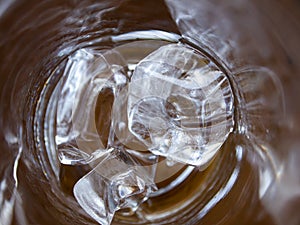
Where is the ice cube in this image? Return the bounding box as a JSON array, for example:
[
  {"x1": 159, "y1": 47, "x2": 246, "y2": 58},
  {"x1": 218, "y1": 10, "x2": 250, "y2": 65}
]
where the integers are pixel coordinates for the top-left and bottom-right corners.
[
  {"x1": 55, "y1": 49, "x2": 128, "y2": 165},
  {"x1": 121, "y1": 44, "x2": 234, "y2": 167},
  {"x1": 125, "y1": 149, "x2": 159, "y2": 181},
  {"x1": 73, "y1": 149, "x2": 157, "y2": 225},
  {"x1": 111, "y1": 85, "x2": 151, "y2": 152}
]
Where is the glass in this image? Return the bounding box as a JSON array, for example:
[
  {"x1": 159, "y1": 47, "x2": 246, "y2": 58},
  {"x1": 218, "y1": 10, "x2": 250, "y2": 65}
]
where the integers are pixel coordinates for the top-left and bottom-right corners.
[{"x1": 0, "y1": 1, "x2": 299, "y2": 225}]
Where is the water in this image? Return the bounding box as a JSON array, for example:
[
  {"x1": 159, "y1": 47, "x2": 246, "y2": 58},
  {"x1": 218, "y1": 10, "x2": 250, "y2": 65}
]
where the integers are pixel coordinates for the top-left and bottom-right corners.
[
  {"x1": 43, "y1": 34, "x2": 205, "y2": 223},
  {"x1": 52, "y1": 40, "x2": 235, "y2": 223},
  {"x1": 0, "y1": 1, "x2": 300, "y2": 225}
]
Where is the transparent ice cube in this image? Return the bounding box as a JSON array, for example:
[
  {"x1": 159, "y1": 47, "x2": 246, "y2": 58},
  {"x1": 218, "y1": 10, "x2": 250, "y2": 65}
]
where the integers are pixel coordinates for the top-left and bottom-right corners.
[
  {"x1": 118, "y1": 44, "x2": 234, "y2": 167},
  {"x1": 112, "y1": 85, "x2": 151, "y2": 152},
  {"x1": 125, "y1": 148, "x2": 159, "y2": 181},
  {"x1": 55, "y1": 49, "x2": 128, "y2": 165},
  {"x1": 73, "y1": 149, "x2": 157, "y2": 225}
]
